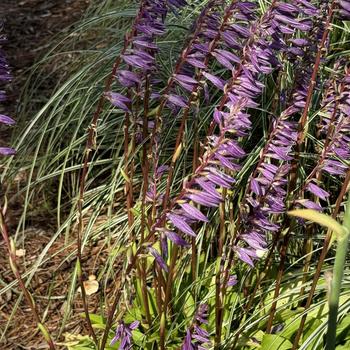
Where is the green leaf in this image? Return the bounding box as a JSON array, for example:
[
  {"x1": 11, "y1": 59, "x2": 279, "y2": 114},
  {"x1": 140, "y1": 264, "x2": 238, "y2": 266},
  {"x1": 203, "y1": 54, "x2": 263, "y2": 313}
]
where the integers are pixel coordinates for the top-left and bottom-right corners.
[
  {"x1": 337, "y1": 314, "x2": 350, "y2": 343},
  {"x1": 261, "y1": 334, "x2": 292, "y2": 350},
  {"x1": 336, "y1": 340, "x2": 350, "y2": 350},
  {"x1": 87, "y1": 313, "x2": 105, "y2": 326},
  {"x1": 288, "y1": 209, "x2": 347, "y2": 238}
]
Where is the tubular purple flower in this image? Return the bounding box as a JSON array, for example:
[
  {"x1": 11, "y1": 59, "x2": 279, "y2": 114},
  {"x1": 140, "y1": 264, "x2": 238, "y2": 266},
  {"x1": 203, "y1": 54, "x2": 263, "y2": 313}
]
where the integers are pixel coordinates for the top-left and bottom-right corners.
[
  {"x1": 167, "y1": 213, "x2": 196, "y2": 237},
  {"x1": 0, "y1": 114, "x2": 15, "y2": 125},
  {"x1": 227, "y1": 275, "x2": 238, "y2": 287},
  {"x1": 181, "y1": 304, "x2": 211, "y2": 350},
  {"x1": 165, "y1": 230, "x2": 190, "y2": 246},
  {"x1": 105, "y1": 92, "x2": 131, "y2": 111},
  {"x1": 306, "y1": 182, "x2": 330, "y2": 201},
  {"x1": 110, "y1": 320, "x2": 140, "y2": 349},
  {"x1": 148, "y1": 246, "x2": 168, "y2": 271},
  {"x1": 167, "y1": 94, "x2": 188, "y2": 108},
  {"x1": 179, "y1": 203, "x2": 209, "y2": 222},
  {"x1": 0, "y1": 147, "x2": 16, "y2": 155},
  {"x1": 202, "y1": 71, "x2": 226, "y2": 90}
]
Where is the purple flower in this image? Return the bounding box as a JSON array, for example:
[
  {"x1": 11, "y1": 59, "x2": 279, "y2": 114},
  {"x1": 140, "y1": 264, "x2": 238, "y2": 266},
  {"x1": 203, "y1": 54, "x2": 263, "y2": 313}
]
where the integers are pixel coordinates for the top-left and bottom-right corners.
[
  {"x1": 202, "y1": 71, "x2": 226, "y2": 91},
  {"x1": 167, "y1": 213, "x2": 196, "y2": 237},
  {"x1": 0, "y1": 147, "x2": 16, "y2": 155},
  {"x1": 179, "y1": 203, "x2": 208, "y2": 222},
  {"x1": 339, "y1": 0, "x2": 350, "y2": 19},
  {"x1": 167, "y1": 94, "x2": 188, "y2": 108},
  {"x1": 227, "y1": 275, "x2": 238, "y2": 287},
  {"x1": 110, "y1": 320, "x2": 140, "y2": 349},
  {"x1": 165, "y1": 230, "x2": 190, "y2": 247},
  {"x1": 116, "y1": 70, "x2": 141, "y2": 87},
  {"x1": 181, "y1": 304, "x2": 211, "y2": 350},
  {"x1": 0, "y1": 114, "x2": 15, "y2": 125},
  {"x1": 105, "y1": 92, "x2": 131, "y2": 111},
  {"x1": 0, "y1": 25, "x2": 15, "y2": 156},
  {"x1": 306, "y1": 182, "x2": 330, "y2": 201},
  {"x1": 148, "y1": 246, "x2": 168, "y2": 272},
  {"x1": 296, "y1": 199, "x2": 322, "y2": 211}
]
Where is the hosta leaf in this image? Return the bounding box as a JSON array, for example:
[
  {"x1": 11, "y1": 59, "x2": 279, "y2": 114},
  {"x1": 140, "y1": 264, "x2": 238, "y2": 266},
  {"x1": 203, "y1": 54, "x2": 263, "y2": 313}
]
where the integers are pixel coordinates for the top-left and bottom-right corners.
[{"x1": 261, "y1": 334, "x2": 292, "y2": 350}]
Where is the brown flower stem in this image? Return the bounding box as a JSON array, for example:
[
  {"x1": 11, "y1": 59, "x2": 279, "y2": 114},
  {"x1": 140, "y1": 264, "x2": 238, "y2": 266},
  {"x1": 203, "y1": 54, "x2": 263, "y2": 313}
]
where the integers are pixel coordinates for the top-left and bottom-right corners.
[
  {"x1": 160, "y1": 244, "x2": 179, "y2": 350},
  {"x1": 265, "y1": 231, "x2": 289, "y2": 333},
  {"x1": 0, "y1": 210, "x2": 56, "y2": 350},
  {"x1": 124, "y1": 111, "x2": 134, "y2": 231},
  {"x1": 214, "y1": 189, "x2": 226, "y2": 349},
  {"x1": 125, "y1": 85, "x2": 136, "y2": 235},
  {"x1": 266, "y1": 2, "x2": 336, "y2": 331},
  {"x1": 191, "y1": 110, "x2": 200, "y2": 281},
  {"x1": 289, "y1": 1, "x2": 336, "y2": 192},
  {"x1": 77, "y1": 3, "x2": 147, "y2": 347},
  {"x1": 298, "y1": 79, "x2": 342, "y2": 301},
  {"x1": 139, "y1": 75, "x2": 152, "y2": 324},
  {"x1": 141, "y1": 75, "x2": 151, "y2": 242},
  {"x1": 161, "y1": 0, "x2": 239, "y2": 211},
  {"x1": 292, "y1": 169, "x2": 350, "y2": 349}
]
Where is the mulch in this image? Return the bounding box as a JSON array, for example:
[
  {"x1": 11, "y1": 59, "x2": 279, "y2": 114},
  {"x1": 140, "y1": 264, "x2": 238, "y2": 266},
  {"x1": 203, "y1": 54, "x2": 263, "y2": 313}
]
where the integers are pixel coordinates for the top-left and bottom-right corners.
[
  {"x1": 0, "y1": 224, "x2": 119, "y2": 349},
  {"x1": 0, "y1": 0, "x2": 91, "y2": 145},
  {"x1": 0, "y1": 1, "x2": 122, "y2": 349}
]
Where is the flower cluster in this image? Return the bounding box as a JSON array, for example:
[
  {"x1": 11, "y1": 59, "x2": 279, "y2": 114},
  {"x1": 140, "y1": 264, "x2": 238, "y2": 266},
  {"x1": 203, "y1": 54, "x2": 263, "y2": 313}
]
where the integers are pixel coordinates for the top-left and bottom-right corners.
[
  {"x1": 161, "y1": 0, "x2": 225, "y2": 111},
  {"x1": 144, "y1": 0, "x2": 226, "y2": 209},
  {"x1": 150, "y1": 0, "x2": 319, "y2": 270},
  {"x1": 181, "y1": 304, "x2": 211, "y2": 350},
  {"x1": 147, "y1": 0, "x2": 259, "y2": 231},
  {"x1": 236, "y1": 1, "x2": 330, "y2": 265},
  {"x1": 298, "y1": 61, "x2": 350, "y2": 209},
  {"x1": 0, "y1": 24, "x2": 15, "y2": 156},
  {"x1": 110, "y1": 320, "x2": 140, "y2": 350},
  {"x1": 105, "y1": 0, "x2": 187, "y2": 111}
]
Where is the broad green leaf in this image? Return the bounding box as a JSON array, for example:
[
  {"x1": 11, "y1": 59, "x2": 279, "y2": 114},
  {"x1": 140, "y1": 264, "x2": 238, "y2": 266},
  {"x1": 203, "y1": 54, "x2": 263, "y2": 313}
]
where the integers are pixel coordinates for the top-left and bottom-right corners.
[
  {"x1": 336, "y1": 341, "x2": 350, "y2": 350},
  {"x1": 81, "y1": 313, "x2": 105, "y2": 326},
  {"x1": 337, "y1": 314, "x2": 350, "y2": 343},
  {"x1": 261, "y1": 334, "x2": 292, "y2": 350},
  {"x1": 288, "y1": 210, "x2": 346, "y2": 238}
]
